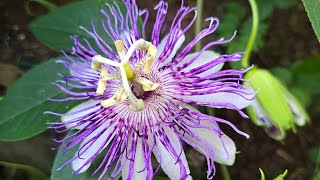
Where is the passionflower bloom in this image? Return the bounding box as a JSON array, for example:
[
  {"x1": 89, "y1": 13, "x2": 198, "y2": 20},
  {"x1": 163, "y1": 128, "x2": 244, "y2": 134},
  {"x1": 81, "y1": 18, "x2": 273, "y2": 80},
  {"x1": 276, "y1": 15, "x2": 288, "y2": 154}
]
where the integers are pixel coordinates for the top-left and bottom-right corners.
[
  {"x1": 245, "y1": 68, "x2": 309, "y2": 140},
  {"x1": 48, "y1": 0, "x2": 255, "y2": 179}
]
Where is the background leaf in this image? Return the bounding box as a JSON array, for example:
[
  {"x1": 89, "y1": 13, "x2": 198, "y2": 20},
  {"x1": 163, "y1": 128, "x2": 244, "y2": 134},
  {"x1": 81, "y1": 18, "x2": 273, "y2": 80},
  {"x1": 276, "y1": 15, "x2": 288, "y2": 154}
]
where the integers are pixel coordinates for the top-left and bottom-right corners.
[
  {"x1": 0, "y1": 57, "x2": 80, "y2": 141},
  {"x1": 0, "y1": 161, "x2": 49, "y2": 180},
  {"x1": 29, "y1": 0, "x2": 125, "y2": 51},
  {"x1": 301, "y1": 0, "x2": 320, "y2": 42},
  {"x1": 274, "y1": 0, "x2": 299, "y2": 9},
  {"x1": 291, "y1": 56, "x2": 320, "y2": 94}
]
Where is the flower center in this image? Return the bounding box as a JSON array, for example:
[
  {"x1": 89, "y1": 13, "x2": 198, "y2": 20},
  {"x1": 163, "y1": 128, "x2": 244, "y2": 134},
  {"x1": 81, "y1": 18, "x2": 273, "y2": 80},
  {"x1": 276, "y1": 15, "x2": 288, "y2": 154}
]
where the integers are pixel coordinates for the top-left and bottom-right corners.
[{"x1": 91, "y1": 39, "x2": 159, "y2": 112}]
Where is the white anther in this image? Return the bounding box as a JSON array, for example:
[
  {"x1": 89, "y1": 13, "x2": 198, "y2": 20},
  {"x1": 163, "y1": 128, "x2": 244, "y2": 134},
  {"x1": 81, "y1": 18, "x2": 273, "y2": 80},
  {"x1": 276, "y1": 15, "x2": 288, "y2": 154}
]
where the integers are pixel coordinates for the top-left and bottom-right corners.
[
  {"x1": 92, "y1": 55, "x2": 121, "y2": 70},
  {"x1": 121, "y1": 39, "x2": 151, "y2": 65}
]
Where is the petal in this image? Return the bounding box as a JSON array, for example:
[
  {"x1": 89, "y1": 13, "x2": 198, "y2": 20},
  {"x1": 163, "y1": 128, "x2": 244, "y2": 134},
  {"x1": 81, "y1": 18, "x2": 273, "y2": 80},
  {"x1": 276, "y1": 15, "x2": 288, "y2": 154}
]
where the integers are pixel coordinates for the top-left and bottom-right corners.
[
  {"x1": 285, "y1": 93, "x2": 309, "y2": 126},
  {"x1": 122, "y1": 138, "x2": 147, "y2": 180},
  {"x1": 264, "y1": 125, "x2": 286, "y2": 141},
  {"x1": 177, "y1": 103, "x2": 236, "y2": 165},
  {"x1": 178, "y1": 51, "x2": 224, "y2": 76},
  {"x1": 153, "y1": 127, "x2": 191, "y2": 180},
  {"x1": 72, "y1": 123, "x2": 116, "y2": 173},
  {"x1": 248, "y1": 100, "x2": 286, "y2": 140},
  {"x1": 61, "y1": 100, "x2": 100, "y2": 129},
  {"x1": 156, "y1": 30, "x2": 185, "y2": 65},
  {"x1": 247, "y1": 99, "x2": 272, "y2": 126},
  {"x1": 181, "y1": 86, "x2": 255, "y2": 109},
  {"x1": 186, "y1": 120, "x2": 236, "y2": 165}
]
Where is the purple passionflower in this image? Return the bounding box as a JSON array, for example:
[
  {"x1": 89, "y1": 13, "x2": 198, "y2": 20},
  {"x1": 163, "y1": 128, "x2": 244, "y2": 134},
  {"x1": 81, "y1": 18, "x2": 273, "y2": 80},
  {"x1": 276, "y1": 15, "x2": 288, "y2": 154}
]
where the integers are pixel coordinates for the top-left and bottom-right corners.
[{"x1": 48, "y1": 0, "x2": 255, "y2": 179}]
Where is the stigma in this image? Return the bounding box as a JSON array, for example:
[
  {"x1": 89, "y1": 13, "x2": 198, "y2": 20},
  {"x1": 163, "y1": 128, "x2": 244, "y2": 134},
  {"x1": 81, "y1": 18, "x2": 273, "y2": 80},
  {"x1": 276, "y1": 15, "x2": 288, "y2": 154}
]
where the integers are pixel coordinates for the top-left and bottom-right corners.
[{"x1": 91, "y1": 39, "x2": 159, "y2": 112}]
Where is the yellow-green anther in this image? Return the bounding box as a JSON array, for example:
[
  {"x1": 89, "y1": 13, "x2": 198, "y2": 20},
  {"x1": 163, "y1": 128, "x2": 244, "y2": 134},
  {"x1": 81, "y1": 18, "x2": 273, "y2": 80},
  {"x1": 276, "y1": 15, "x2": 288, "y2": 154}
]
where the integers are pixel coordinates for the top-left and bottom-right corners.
[
  {"x1": 143, "y1": 45, "x2": 157, "y2": 74},
  {"x1": 91, "y1": 56, "x2": 103, "y2": 70},
  {"x1": 115, "y1": 40, "x2": 135, "y2": 80},
  {"x1": 96, "y1": 68, "x2": 109, "y2": 95},
  {"x1": 101, "y1": 85, "x2": 127, "y2": 108}
]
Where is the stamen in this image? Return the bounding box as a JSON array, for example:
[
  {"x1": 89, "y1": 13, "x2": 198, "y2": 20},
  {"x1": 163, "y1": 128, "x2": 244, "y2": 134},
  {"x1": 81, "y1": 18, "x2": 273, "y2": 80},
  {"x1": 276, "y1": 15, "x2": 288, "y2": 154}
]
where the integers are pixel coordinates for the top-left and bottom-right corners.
[
  {"x1": 143, "y1": 45, "x2": 157, "y2": 74},
  {"x1": 119, "y1": 66, "x2": 144, "y2": 112},
  {"x1": 133, "y1": 77, "x2": 160, "y2": 91},
  {"x1": 133, "y1": 44, "x2": 158, "y2": 74},
  {"x1": 96, "y1": 68, "x2": 109, "y2": 95},
  {"x1": 92, "y1": 38, "x2": 159, "y2": 112}
]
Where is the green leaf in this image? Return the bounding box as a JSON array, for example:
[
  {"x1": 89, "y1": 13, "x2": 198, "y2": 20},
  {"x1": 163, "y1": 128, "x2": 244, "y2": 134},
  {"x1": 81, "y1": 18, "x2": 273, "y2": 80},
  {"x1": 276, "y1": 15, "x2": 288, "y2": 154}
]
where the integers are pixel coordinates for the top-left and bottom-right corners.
[
  {"x1": 217, "y1": 2, "x2": 246, "y2": 38},
  {"x1": 0, "y1": 161, "x2": 49, "y2": 180},
  {"x1": 51, "y1": 130, "x2": 121, "y2": 180},
  {"x1": 291, "y1": 56, "x2": 320, "y2": 94},
  {"x1": 259, "y1": 168, "x2": 266, "y2": 180},
  {"x1": 309, "y1": 147, "x2": 320, "y2": 165},
  {"x1": 301, "y1": 0, "x2": 320, "y2": 42},
  {"x1": 0, "y1": 57, "x2": 80, "y2": 141},
  {"x1": 29, "y1": 0, "x2": 125, "y2": 51},
  {"x1": 259, "y1": 169, "x2": 288, "y2": 180},
  {"x1": 274, "y1": 169, "x2": 288, "y2": 180}
]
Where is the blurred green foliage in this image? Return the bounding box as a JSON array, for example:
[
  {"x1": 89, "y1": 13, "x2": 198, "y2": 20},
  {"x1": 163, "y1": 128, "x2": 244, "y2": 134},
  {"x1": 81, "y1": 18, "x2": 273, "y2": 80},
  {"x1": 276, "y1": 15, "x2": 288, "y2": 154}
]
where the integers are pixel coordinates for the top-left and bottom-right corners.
[{"x1": 217, "y1": 0, "x2": 299, "y2": 69}]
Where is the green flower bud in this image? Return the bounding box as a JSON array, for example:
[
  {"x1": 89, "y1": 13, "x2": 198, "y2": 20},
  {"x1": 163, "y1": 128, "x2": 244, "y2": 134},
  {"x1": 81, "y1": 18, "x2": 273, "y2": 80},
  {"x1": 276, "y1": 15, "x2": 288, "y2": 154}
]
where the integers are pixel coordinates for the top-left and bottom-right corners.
[{"x1": 245, "y1": 68, "x2": 309, "y2": 140}]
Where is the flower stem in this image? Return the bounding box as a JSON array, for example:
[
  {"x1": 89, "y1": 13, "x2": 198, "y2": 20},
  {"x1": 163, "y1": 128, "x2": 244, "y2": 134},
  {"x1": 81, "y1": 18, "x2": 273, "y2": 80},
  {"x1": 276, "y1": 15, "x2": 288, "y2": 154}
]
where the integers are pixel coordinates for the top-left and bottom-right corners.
[
  {"x1": 241, "y1": 0, "x2": 259, "y2": 68},
  {"x1": 220, "y1": 164, "x2": 231, "y2": 180},
  {"x1": 195, "y1": 0, "x2": 204, "y2": 52}
]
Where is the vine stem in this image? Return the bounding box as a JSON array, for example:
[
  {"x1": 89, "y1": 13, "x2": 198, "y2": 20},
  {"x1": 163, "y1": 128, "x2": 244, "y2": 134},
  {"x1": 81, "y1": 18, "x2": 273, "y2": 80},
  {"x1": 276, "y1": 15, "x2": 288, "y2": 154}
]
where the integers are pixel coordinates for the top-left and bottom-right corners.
[
  {"x1": 241, "y1": 0, "x2": 259, "y2": 68},
  {"x1": 195, "y1": 0, "x2": 204, "y2": 52}
]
